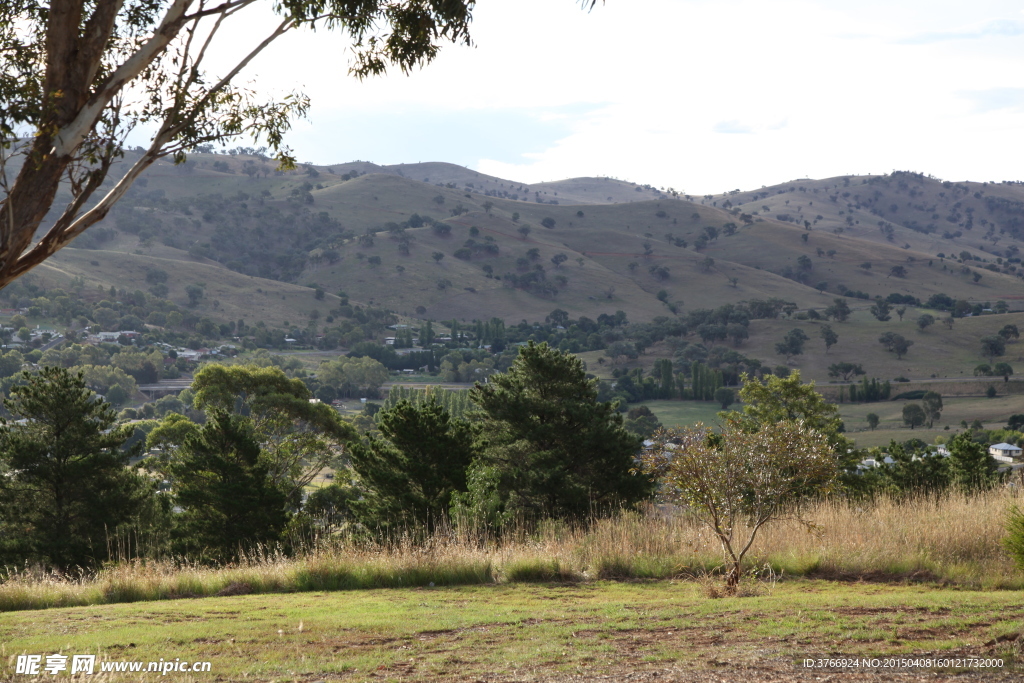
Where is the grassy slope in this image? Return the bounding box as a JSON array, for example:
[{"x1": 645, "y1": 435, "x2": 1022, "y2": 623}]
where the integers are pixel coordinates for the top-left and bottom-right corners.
[
  {"x1": 39, "y1": 248, "x2": 341, "y2": 329},
  {"x1": 1, "y1": 582, "x2": 1019, "y2": 681},
  {"x1": 105, "y1": 159, "x2": 1024, "y2": 328}
]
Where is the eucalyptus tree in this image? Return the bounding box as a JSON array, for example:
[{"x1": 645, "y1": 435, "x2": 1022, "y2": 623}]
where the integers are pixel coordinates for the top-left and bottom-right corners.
[{"x1": 0, "y1": 0, "x2": 600, "y2": 287}]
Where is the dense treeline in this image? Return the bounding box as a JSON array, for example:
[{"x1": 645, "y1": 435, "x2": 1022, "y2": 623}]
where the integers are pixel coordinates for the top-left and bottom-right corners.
[{"x1": 0, "y1": 344, "x2": 653, "y2": 571}]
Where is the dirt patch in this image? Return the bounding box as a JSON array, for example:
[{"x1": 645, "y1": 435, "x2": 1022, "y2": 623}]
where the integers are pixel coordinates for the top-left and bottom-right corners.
[{"x1": 217, "y1": 581, "x2": 254, "y2": 597}]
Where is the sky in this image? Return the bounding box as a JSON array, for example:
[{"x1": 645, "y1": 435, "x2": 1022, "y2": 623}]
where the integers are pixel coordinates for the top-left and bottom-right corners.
[{"x1": 195, "y1": 0, "x2": 1024, "y2": 194}]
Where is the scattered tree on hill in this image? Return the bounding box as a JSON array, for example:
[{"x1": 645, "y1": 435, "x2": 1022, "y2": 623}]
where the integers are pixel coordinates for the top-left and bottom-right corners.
[
  {"x1": 921, "y1": 391, "x2": 943, "y2": 428},
  {"x1": 980, "y1": 335, "x2": 1006, "y2": 360},
  {"x1": 917, "y1": 314, "x2": 935, "y2": 331},
  {"x1": 994, "y1": 362, "x2": 1014, "y2": 382},
  {"x1": 824, "y1": 298, "x2": 851, "y2": 322},
  {"x1": 866, "y1": 413, "x2": 879, "y2": 430},
  {"x1": 0, "y1": 368, "x2": 154, "y2": 570},
  {"x1": 895, "y1": 306, "x2": 907, "y2": 321},
  {"x1": 518, "y1": 225, "x2": 531, "y2": 240},
  {"x1": 999, "y1": 324, "x2": 1020, "y2": 341},
  {"x1": 975, "y1": 364, "x2": 993, "y2": 377},
  {"x1": 870, "y1": 299, "x2": 892, "y2": 321},
  {"x1": 0, "y1": 0, "x2": 482, "y2": 289},
  {"x1": 827, "y1": 362, "x2": 865, "y2": 381},
  {"x1": 432, "y1": 251, "x2": 445, "y2": 264},
  {"x1": 819, "y1": 324, "x2": 838, "y2": 354},
  {"x1": 902, "y1": 403, "x2": 926, "y2": 429},
  {"x1": 775, "y1": 328, "x2": 809, "y2": 360},
  {"x1": 638, "y1": 420, "x2": 836, "y2": 588},
  {"x1": 879, "y1": 332, "x2": 913, "y2": 359}
]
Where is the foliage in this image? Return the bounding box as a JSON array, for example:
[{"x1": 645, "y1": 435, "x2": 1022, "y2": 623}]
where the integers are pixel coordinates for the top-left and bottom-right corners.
[
  {"x1": 819, "y1": 324, "x2": 838, "y2": 353},
  {"x1": 922, "y1": 391, "x2": 943, "y2": 428},
  {"x1": 638, "y1": 420, "x2": 836, "y2": 586},
  {"x1": 775, "y1": 328, "x2": 809, "y2": 359},
  {"x1": 456, "y1": 342, "x2": 652, "y2": 526},
  {"x1": 902, "y1": 403, "x2": 926, "y2": 429},
  {"x1": 827, "y1": 362, "x2": 864, "y2": 381},
  {"x1": 720, "y1": 371, "x2": 847, "y2": 454},
  {"x1": 0, "y1": 367, "x2": 153, "y2": 570},
  {"x1": 879, "y1": 332, "x2": 914, "y2": 359},
  {"x1": 189, "y1": 364, "x2": 355, "y2": 499},
  {"x1": 876, "y1": 440, "x2": 948, "y2": 496},
  {"x1": 946, "y1": 431, "x2": 998, "y2": 494},
  {"x1": 350, "y1": 398, "x2": 477, "y2": 532},
  {"x1": 623, "y1": 405, "x2": 663, "y2": 438},
  {"x1": 1004, "y1": 506, "x2": 1024, "y2": 574},
  {"x1": 0, "y1": 0, "x2": 479, "y2": 288},
  {"x1": 169, "y1": 412, "x2": 290, "y2": 562}
]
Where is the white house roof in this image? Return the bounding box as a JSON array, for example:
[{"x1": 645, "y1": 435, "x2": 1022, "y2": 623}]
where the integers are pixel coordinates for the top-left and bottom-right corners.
[{"x1": 991, "y1": 442, "x2": 1022, "y2": 451}]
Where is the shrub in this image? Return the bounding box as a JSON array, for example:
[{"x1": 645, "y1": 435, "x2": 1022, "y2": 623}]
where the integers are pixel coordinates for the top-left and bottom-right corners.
[{"x1": 1004, "y1": 506, "x2": 1024, "y2": 573}]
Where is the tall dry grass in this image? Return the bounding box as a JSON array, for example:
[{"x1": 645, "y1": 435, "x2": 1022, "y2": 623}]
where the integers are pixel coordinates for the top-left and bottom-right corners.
[{"x1": 1, "y1": 488, "x2": 1021, "y2": 612}]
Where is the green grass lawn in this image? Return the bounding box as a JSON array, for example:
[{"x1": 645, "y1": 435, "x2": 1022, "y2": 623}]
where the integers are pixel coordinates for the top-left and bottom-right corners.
[
  {"x1": 838, "y1": 394, "x2": 1024, "y2": 448},
  {"x1": 638, "y1": 394, "x2": 1024, "y2": 449},
  {"x1": 2, "y1": 581, "x2": 1019, "y2": 681},
  {"x1": 639, "y1": 400, "x2": 727, "y2": 429}
]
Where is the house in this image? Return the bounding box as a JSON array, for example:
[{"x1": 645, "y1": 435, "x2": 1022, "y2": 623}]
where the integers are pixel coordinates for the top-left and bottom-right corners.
[{"x1": 989, "y1": 442, "x2": 1022, "y2": 463}]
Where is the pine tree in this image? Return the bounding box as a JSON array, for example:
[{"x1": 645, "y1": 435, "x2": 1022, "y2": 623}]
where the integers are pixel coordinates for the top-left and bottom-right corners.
[
  {"x1": 946, "y1": 431, "x2": 998, "y2": 494},
  {"x1": 459, "y1": 342, "x2": 652, "y2": 525},
  {"x1": 169, "y1": 412, "x2": 290, "y2": 562},
  {"x1": 350, "y1": 399, "x2": 477, "y2": 532},
  {"x1": 0, "y1": 367, "x2": 153, "y2": 570}
]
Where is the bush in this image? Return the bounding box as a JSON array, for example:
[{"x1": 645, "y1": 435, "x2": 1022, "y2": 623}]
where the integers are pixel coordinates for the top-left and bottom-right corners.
[
  {"x1": 1004, "y1": 506, "x2": 1024, "y2": 572},
  {"x1": 892, "y1": 390, "x2": 926, "y2": 400}
]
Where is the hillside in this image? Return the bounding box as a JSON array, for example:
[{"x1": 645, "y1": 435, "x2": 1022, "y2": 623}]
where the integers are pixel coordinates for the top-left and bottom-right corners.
[
  {"x1": 63, "y1": 157, "x2": 1024, "y2": 324},
  {"x1": 0, "y1": 155, "x2": 1017, "y2": 392}
]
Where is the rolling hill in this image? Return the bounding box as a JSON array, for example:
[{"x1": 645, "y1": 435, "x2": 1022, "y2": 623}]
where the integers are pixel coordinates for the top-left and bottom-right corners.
[{"x1": 12, "y1": 153, "x2": 1024, "y2": 386}]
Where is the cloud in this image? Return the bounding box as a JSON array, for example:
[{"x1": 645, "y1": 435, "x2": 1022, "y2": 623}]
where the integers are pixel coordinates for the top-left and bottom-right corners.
[
  {"x1": 899, "y1": 18, "x2": 1024, "y2": 44},
  {"x1": 288, "y1": 103, "x2": 605, "y2": 168},
  {"x1": 713, "y1": 120, "x2": 754, "y2": 135},
  {"x1": 960, "y1": 88, "x2": 1024, "y2": 113}
]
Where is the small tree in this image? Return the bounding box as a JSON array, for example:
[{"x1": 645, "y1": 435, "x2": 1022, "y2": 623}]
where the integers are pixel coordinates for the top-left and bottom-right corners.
[
  {"x1": 775, "y1": 328, "x2": 809, "y2": 360},
  {"x1": 917, "y1": 314, "x2": 935, "y2": 331},
  {"x1": 870, "y1": 299, "x2": 892, "y2": 321},
  {"x1": 902, "y1": 403, "x2": 926, "y2": 429},
  {"x1": 921, "y1": 391, "x2": 943, "y2": 428},
  {"x1": 824, "y1": 298, "x2": 851, "y2": 322},
  {"x1": 432, "y1": 251, "x2": 445, "y2": 264},
  {"x1": 980, "y1": 335, "x2": 1006, "y2": 360},
  {"x1": 714, "y1": 387, "x2": 735, "y2": 410},
  {"x1": 866, "y1": 413, "x2": 879, "y2": 430},
  {"x1": 994, "y1": 362, "x2": 1014, "y2": 382},
  {"x1": 827, "y1": 362, "x2": 865, "y2": 381},
  {"x1": 819, "y1": 324, "x2": 838, "y2": 354},
  {"x1": 639, "y1": 420, "x2": 836, "y2": 587},
  {"x1": 946, "y1": 431, "x2": 997, "y2": 493},
  {"x1": 517, "y1": 225, "x2": 531, "y2": 240}
]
